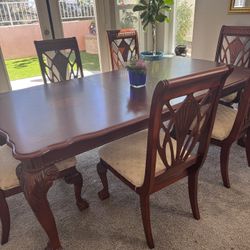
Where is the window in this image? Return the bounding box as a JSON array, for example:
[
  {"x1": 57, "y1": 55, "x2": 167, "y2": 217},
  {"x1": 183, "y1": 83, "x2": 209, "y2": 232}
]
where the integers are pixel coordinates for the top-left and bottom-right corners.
[
  {"x1": 174, "y1": 0, "x2": 196, "y2": 56},
  {"x1": 115, "y1": 0, "x2": 139, "y2": 29},
  {"x1": 234, "y1": 0, "x2": 246, "y2": 7}
]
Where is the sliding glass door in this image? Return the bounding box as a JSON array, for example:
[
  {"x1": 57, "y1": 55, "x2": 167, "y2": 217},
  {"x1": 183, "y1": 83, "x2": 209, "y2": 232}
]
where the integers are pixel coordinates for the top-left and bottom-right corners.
[
  {"x1": 59, "y1": 0, "x2": 100, "y2": 76},
  {"x1": 0, "y1": 0, "x2": 55, "y2": 90}
]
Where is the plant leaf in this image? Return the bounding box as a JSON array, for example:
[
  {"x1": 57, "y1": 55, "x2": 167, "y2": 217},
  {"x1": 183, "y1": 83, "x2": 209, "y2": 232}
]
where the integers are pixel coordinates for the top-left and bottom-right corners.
[
  {"x1": 139, "y1": 0, "x2": 148, "y2": 6},
  {"x1": 140, "y1": 11, "x2": 147, "y2": 19},
  {"x1": 164, "y1": 0, "x2": 174, "y2": 5},
  {"x1": 161, "y1": 5, "x2": 172, "y2": 10},
  {"x1": 165, "y1": 17, "x2": 170, "y2": 23},
  {"x1": 156, "y1": 13, "x2": 166, "y2": 22},
  {"x1": 133, "y1": 5, "x2": 148, "y2": 12}
]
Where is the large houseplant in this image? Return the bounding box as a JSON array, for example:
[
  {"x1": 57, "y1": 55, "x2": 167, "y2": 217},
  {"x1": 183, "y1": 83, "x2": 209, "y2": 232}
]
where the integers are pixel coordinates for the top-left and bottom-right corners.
[{"x1": 133, "y1": 0, "x2": 174, "y2": 59}]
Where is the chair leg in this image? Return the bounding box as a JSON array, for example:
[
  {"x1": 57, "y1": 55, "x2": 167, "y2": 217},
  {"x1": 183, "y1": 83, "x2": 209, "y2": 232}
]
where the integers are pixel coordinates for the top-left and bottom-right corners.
[
  {"x1": 245, "y1": 129, "x2": 250, "y2": 167},
  {"x1": 188, "y1": 170, "x2": 200, "y2": 220},
  {"x1": 0, "y1": 190, "x2": 10, "y2": 245},
  {"x1": 64, "y1": 168, "x2": 89, "y2": 211},
  {"x1": 140, "y1": 195, "x2": 154, "y2": 249},
  {"x1": 220, "y1": 146, "x2": 231, "y2": 188},
  {"x1": 97, "y1": 161, "x2": 110, "y2": 200},
  {"x1": 237, "y1": 134, "x2": 246, "y2": 148}
]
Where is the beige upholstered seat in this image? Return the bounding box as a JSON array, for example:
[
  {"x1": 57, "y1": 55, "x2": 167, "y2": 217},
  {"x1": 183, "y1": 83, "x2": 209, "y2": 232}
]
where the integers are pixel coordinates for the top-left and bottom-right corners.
[
  {"x1": 0, "y1": 145, "x2": 76, "y2": 190},
  {"x1": 220, "y1": 92, "x2": 238, "y2": 104},
  {"x1": 0, "y1": 145, "x2": 20, "y2": 190},
  {"x1": 212, "y1": 104, "x2": 237, "y2": 141},
  {"x1": 100, "y1": 104, "x2": 237, "y2": 188},
  {"x1": 99, "y1": 130, "x2": 178, "y2": 187}
]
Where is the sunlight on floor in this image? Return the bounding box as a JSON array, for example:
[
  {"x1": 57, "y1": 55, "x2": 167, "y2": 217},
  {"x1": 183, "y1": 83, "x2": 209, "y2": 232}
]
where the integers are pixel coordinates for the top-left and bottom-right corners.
[{"x1": 10, "y1": 70, "x2": 99, "y2": 91}]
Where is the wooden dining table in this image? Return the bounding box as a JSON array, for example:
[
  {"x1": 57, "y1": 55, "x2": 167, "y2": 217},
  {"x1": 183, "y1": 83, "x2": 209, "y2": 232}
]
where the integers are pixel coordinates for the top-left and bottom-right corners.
[{"x1": 0, "y1": 57, "x2": 249, "y2": 249}]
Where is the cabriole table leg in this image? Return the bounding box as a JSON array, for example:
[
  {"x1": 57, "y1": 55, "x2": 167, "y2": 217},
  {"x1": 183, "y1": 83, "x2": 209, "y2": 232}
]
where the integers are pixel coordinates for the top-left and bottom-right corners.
[{"x1": 16, "y1": 163, "x2": 62, "y2": 250}]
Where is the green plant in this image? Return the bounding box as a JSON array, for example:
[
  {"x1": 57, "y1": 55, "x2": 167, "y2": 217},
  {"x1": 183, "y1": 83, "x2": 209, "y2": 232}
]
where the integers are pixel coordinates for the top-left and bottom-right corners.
[
  {"x1": 176, "y1": 0, "x2": 192, "y2": 45},
  {"x1": 133, "y1": 0, "x2": 174, "y2": 54},
  {"x1": 126, "y1": 58, "x2": 146, "y2": 74},
  {"x1": 120, "y1": 10, "x2": 138, "y2": 28}
]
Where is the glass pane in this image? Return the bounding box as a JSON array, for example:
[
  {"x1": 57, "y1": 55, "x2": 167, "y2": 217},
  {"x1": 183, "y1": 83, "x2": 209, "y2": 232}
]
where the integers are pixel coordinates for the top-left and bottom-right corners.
[
  {"x1": 175, "y1": 0, "x2": 196, "y2": 56},
  {"x1": 119, "y1": 9, "x2": 139, "y2": 29},
  {"x1": 0, "y1": 0, "x2": 44, "y2": 90},
  {"x1": 59, "y1": 0, "x2": 100, "y2": 75},
  {"x1": 234, "y1": 0, "x2": 246, "y2": 7}
]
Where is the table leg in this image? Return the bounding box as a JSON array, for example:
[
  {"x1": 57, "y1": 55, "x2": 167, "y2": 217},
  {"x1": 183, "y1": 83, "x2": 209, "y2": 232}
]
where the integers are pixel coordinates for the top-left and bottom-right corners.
[{"x1": 16, "y1": 163, "x2": 62, "y2": 250}]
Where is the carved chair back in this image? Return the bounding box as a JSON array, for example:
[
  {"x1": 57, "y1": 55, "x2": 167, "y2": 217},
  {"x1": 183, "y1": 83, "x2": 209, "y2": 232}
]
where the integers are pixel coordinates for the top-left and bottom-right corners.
[
  {"x1": 142, "y1": 65, "x2": 232, "y2": 193},
  {"x1": 215, "y1": 25, "x2": 250, "y2": 68},
  {"x1": 107, "y1": 29, "x2": 139, "y2": 70},
  {"x1": 34, "y1": 37, "x2": 83, "y2": 84}
]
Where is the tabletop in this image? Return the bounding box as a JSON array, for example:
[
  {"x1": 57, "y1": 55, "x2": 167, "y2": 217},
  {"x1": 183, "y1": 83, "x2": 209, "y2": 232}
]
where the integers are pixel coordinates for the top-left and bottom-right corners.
[{"x1": 0, "y1": 57, "x2": 249, "y2": 160}]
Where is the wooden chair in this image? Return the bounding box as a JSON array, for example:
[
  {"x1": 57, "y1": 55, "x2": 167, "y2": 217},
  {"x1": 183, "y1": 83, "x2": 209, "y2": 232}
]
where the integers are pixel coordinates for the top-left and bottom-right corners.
[
  {"x1": 0, "y1": 37, "x2": 89, "y2": 246},
  {"x1": 107, "y1": 29, "x2": 139, "y2": 70},
  {"x1": 215, "y1": 25, "x2": 250, "y2": 105},
  {"x1": 211, "y1": 77, "x2": 250, "y2": 188},
  {"x1": 0, "y1": 142, "x2": 88, "y2": 245},
  {"x1": 34, "y1": 37, "x2": 83, "y2": 84},
  {"x1": 96, "y1": 65, "x2": 232, "y2": 248}
]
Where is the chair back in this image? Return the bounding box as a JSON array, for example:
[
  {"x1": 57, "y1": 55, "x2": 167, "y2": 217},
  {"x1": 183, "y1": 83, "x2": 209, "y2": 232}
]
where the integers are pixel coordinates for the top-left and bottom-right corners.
[
  {"x1": 215, "y1": 25, "x2": 250, "y2": 68},
  {"x1": 34, "y1": 37, "x2": 83, "y2": 84},
  {"x1": 226, "y1": 78, "x2": 250, "y2": 142},
  {"x1": 107, "y1": 29, "x2": 139, "y2": 70},
  {"x1": 143, "y1": 65, "x2": 232, "y2": 192}
]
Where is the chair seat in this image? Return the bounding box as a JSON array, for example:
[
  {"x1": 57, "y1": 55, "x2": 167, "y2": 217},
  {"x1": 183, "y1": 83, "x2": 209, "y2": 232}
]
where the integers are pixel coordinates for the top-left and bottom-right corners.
[
  {"x1": 0, "y1": 145, "x2": 76, "y2": 190},
  {"x1": 212, "y1": 104, "x2": 237, "y2": 141},
  {"x1": 220, "y1": 92, "x2": 238, "y2": 103},
  {"x1": 99, "y1": 130, "x2": 178, "y2": 187}
]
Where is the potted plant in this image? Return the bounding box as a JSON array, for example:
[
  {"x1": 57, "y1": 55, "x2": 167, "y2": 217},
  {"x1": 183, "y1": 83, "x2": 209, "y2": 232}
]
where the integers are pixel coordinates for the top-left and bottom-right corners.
[
  {"x1": 126, "y1": 59, "x2": 147, "y2": 88},
  {"x1": 133, "y1": 0, "x2": 174, "y2": 60}
]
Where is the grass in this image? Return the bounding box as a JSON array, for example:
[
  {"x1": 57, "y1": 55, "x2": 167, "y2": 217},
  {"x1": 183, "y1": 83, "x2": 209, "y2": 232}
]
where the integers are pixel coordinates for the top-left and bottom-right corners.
[
  {"x1": 5, "y1": 51, "x2": 100, "y2": 81},
  {"x1": 5, "y1": 57, "x2": 41, "y2": 81},
  {"x1": 80, "y1": 51, "x2": 100, "y2": 72}
]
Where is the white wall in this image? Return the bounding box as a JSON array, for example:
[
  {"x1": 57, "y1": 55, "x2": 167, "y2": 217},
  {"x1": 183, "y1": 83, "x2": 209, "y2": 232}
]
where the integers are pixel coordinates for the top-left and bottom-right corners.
[{"x1": 192, "y1": 0, "x2": 250, "y2": 61}]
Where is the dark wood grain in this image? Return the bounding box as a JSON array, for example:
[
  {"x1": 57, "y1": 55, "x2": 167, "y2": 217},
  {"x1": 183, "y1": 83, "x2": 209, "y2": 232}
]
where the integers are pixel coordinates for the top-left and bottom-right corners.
[
  {"x1": 34, "y1": 37, "x2": 83, "y2": 84},
  {"x1": 0, "y1": 57, "x2": 248, "y2": 162},
  {"x1": 215, "y1": 25, "x2": 250, "y2": 106},
  {"x1": 211, "y1": 76, "x2": 250, "y2": 188},
  {"x1": 0, "y1": 57, "x2": 249, "y2": 249},
  {"x1": 215, "y1": 25, "x2": 250, "y2": 68},
  {"x1": 97, "y1": 64, "x2": 232, "y2": 248},
  {"x1": 107, "y1": 29, "x2": 139, "y2": 70}
]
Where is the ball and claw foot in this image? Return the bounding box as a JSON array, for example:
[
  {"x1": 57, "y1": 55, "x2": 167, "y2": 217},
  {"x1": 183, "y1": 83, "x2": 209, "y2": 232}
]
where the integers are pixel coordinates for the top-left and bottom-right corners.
[
  {"x1": 76, "y1": 198, "x2": 89, "y2": 211},
  {"x1": 98, "y1": 189, "x2": 110, "y2": 200}
]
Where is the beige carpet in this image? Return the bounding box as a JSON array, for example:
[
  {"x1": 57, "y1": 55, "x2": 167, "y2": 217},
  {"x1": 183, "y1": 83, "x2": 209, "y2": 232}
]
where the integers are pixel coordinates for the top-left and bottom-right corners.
[{"x1": 1, "y1": 143, "x2": 250, "y2": 250}]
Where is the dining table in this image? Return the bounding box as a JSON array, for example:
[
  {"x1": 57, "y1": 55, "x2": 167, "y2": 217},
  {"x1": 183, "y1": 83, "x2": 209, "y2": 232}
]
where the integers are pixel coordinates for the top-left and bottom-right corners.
[{"x1": 0, "y1": 56, "x2": 249, "y2": 249}]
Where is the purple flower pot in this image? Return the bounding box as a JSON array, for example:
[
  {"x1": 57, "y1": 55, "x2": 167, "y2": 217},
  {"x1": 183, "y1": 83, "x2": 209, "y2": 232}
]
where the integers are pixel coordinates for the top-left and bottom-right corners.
[{"x1": 128, "y1": 70, "x2": 146, "y2": 88}]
